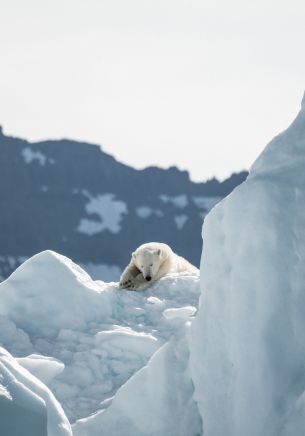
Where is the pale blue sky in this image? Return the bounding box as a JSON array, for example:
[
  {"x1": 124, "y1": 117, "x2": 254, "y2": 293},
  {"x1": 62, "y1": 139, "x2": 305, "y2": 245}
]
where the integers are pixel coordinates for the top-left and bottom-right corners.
[{"x1": 0, "y1": 0, "x2": 305, "y2": 180}]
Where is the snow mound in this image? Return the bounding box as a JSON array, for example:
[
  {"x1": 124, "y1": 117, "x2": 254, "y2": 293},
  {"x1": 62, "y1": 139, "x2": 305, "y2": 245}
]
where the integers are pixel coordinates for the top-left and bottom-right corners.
[
  {"x1": 73, "y1": 329, "x2": 201, "y2": 436},
  {"x1": 0, "y1": 250, "x2": 200, "y2": 423},
  {"x1": 0, "y1": 250, "x2": 114, "y2": 336},
  {"x1": 190, "y1": 93, "x2": 305, "y2": 436},
  {"x1": 0, "y1": 347, "x2": 71, "y2": 436},
  {"x1": 17, "y1": 354, "x2": 65, "y2": 385}
]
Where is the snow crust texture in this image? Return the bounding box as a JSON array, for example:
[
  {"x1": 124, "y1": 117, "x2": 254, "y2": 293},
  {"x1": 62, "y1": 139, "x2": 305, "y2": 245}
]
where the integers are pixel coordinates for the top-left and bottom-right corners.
[
  {"x1": 0, "y1": 250, "x2": 200, "y2": 431},
  {"x1": 190, "y1": 95, "x2": 305, "y2": 436},
  {"x1": 73, "y1": 329, "x2": 201, "y2": 436}
]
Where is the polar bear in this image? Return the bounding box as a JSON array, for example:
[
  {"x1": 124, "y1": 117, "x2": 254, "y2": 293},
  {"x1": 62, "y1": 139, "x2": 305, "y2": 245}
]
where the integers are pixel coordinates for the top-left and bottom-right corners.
[{"x1": 119, "y1": 242, "x2": 198, "y2": 291}]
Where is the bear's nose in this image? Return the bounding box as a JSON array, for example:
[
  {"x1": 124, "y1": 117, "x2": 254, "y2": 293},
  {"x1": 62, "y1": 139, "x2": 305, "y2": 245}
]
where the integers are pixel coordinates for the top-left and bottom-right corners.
[{"x1": 146, "y1": 276, "x2": 151, "y2": 281}]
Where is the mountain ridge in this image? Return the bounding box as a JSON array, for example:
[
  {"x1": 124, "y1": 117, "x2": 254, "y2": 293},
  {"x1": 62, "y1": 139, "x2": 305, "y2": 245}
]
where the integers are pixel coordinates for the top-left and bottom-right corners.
[{"x1": 0, "y1": 127, "x2": 247, "y2": 280}]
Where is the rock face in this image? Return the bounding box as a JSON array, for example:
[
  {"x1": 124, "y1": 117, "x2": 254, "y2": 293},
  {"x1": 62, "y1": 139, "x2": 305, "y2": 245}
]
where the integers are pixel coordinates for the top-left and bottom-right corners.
[
  {"x1": 190, "y1": 94, "x2": 305, "y2": 436},
  {"x1": 0, "y1": 129, "x2": 247, "y2": 280}
]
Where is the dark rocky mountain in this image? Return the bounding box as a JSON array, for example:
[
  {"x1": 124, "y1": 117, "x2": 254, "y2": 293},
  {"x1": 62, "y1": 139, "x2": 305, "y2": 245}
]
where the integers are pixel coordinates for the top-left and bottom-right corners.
[{"x1": 0, "y1": 126, "x2": 248, "y2": 281}]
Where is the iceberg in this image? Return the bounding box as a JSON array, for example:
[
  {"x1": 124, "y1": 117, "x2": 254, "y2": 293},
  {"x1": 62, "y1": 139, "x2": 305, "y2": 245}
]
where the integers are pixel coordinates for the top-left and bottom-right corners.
[{"x1": 190, "y1": 93, "x2": 305, "y2": 436}]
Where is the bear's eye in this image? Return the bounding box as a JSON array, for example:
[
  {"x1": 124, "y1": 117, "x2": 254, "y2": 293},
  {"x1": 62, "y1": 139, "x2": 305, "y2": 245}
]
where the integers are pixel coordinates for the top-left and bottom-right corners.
[{"x1": 150, "y1": 264, "x2": 153, "y2": 267}]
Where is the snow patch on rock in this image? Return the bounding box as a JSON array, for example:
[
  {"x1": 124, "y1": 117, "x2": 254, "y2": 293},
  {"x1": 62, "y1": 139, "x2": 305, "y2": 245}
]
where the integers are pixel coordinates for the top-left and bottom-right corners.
[
  {"x1": 22, "y1": 147, "x2": 48, "y2": 166},
  {"x1": 136, "y1": 206, "x2": 163, "y2": 219},
  {"x1": 174, "y1": 214, "x2": 188, "y2": 230},
  {"x1": 77, "y1": 192, "x2": 128, "y2": 235},
  {"x1": 159, "y1": 194, "x2": 188, "y2": 208}
]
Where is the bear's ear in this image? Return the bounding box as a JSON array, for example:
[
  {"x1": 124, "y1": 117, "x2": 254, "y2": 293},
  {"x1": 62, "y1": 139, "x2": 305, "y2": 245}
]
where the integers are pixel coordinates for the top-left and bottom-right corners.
[
  {"x1": 132, "y1": 251, "x2": 136, "y2": 258},
  {"x1": 158, "y1": 248, "x2": 168, "y2": 261},
  {"x1": 156, "y1": 248, "x2": 167, "y2": 261}
]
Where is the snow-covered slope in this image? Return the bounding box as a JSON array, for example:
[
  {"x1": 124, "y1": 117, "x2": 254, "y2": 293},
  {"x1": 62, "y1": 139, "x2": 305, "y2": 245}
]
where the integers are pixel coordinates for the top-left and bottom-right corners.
[
  {"x1": 190, "y1": 94, "x2": 305, "y2": 436},
  {"x1": 0, "y1": 347, "x2": 71, "y2": 436},
  {"x1": 0, "y1": 250, "x2": 200, "y2": 426}
]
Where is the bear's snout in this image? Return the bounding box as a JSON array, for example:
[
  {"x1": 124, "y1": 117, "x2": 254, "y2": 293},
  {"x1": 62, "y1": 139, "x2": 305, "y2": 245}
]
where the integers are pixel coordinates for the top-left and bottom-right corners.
[{"x1": 145, "y1": 276, "x2": 152, "y2": 281}]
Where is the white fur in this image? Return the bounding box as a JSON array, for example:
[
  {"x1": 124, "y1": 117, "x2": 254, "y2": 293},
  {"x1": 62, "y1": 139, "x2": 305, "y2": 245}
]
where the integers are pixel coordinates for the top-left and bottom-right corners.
[{"x1": 119, "y1": 242, "x2": 198, "y2": 291}]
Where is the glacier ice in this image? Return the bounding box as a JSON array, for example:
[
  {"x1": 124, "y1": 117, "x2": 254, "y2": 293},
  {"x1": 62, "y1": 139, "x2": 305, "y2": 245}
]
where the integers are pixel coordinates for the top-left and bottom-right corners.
[
  {"x1": 0, "y1": 347, "x2": 71, "y2": 436},
  {"x1": 0, "y1": 250, "x2": 200, "y2": 425},
  {"x1": 190, "y1": 93, "x2": 305, "y2": 436},
  {"x1": 73, "y1": 332, "x2": 202, "y2": 436}
]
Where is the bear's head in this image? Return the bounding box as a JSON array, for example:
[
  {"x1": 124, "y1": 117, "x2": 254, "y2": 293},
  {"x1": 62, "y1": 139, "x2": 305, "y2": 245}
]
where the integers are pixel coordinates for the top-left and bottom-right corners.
[{"x1": 132, "y1": 247, "x2": 166, "y2": 282}]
